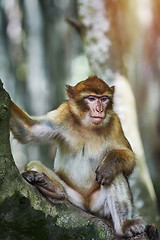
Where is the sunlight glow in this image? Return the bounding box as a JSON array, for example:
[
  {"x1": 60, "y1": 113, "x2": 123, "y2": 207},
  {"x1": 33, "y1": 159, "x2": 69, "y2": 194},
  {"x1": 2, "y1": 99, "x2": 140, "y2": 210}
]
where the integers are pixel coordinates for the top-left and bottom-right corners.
[{"x1": 137, "y1": 0, "x2": 153, "y2": 28}]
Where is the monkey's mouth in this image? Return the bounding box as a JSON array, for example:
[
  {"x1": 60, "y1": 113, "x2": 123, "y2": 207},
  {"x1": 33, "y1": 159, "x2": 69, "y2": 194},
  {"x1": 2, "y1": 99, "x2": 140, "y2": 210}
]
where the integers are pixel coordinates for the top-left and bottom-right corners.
[{"x1": 91, "y1": 116, "x2": 104, "y2": 124}]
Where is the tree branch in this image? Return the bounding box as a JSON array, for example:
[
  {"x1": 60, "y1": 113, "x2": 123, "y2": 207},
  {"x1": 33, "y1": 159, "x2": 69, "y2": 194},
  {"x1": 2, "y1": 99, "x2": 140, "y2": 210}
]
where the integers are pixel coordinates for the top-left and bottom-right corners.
[{"x1": 66, "y1": 17, "x2": 83, "y2": 34}]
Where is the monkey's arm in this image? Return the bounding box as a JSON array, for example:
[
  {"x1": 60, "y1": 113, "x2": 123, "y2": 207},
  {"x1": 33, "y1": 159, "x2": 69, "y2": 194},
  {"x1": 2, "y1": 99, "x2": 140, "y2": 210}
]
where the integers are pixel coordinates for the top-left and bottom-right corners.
[
  {"x1": 10, "y1": 101, "x2": 59, "y2": 144},
  {"x1": 96, "y1": 149, "x2": 135, "y2": 186},
  {"x1": 95, "y1": 113, "x2": 136, "y2": 186}
]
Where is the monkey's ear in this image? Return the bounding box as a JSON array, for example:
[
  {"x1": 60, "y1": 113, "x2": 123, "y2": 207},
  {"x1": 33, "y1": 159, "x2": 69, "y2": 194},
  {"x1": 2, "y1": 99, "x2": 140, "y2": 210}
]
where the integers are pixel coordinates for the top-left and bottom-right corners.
[
  {"x1": 111, "y1": 86, "x2": 115, "y2": 94},
  {"x1": 66, "y1": 85, "x2": 74, "y2": 99}
]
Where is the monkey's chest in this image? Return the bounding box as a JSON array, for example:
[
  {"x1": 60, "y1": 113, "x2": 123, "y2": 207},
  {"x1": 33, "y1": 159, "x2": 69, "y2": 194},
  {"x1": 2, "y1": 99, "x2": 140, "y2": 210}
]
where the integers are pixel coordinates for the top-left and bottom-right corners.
[{"x1": 54, "y1": 149, "x2": 101, "y2": 195}]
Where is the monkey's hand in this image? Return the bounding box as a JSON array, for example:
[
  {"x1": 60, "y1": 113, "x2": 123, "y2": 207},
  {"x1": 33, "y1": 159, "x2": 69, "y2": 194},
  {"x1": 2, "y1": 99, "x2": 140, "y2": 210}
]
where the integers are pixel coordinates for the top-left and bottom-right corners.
[
  {"x1": 95, "y1": 158, "x2": 118, "y2": 186},
  {"x1": 95, "y1": 150, "x2": 135, "y2": 186}
]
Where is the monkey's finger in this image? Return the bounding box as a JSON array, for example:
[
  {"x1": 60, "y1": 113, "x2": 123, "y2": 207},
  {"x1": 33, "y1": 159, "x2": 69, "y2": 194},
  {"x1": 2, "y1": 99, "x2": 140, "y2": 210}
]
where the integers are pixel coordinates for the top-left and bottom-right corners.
[
  {"x1": 96, "y1": 170, "x2": 113, "y2": 185},
  {"x1": 96, "y1": 175, "x2": 102, "y2": 185},
  {"x1": 95, "y1": 167, "x2": 99, "y2": 175},
  {"x1": 96, "y1": 175, "x2": 110, "y2": 186}
]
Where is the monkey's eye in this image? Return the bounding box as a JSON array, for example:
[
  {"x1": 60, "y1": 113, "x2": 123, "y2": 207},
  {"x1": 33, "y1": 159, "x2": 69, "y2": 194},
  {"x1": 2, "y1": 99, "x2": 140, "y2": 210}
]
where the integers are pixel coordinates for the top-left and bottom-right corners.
[
  {"x1": 101, "y1": 96, "x2": 109, "y2": 102},
  {"x1": 86, "y1": 96, "x2": 96, "y2": 102}
]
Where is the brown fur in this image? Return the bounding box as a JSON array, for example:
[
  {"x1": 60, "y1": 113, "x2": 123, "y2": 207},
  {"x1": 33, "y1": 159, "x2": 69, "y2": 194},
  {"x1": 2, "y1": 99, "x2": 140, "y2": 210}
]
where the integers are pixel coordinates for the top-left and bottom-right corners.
[{"x1": 66, "y1": 76, "x2": 114, "y2": 100}]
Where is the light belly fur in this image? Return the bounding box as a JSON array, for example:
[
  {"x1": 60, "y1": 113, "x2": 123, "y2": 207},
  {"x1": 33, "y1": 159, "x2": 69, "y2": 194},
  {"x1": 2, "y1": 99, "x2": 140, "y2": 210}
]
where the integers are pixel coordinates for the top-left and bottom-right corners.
[{"x1": 54, "y1": 149, "x2": 100, "y2": 196}]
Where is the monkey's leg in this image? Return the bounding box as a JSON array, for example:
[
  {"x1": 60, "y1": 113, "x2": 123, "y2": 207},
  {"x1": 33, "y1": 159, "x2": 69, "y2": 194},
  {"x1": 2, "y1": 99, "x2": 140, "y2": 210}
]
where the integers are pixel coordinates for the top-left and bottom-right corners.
[
  {"x1": 104, "y1": 173, "x2": 145, "y2": 237},
  {"x1": 90, "y1": 173, "x2": 145, "y2": 237},
  {"x1": 23, "y1": 161, "x2": 85, "y2": 208}
]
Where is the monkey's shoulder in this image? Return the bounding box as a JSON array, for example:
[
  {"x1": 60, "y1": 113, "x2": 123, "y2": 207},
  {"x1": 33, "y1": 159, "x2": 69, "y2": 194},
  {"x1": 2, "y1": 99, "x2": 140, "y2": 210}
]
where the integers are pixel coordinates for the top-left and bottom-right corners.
[{"x1": 46, "y1": 101, "x2": 71, "y2": 125}]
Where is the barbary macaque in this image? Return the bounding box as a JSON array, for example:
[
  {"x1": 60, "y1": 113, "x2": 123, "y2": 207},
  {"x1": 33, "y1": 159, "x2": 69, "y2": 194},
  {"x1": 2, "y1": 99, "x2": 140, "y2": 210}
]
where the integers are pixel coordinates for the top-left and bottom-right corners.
[{"x1": 10, "y1": 76, "x2": 145, "y2": 237}]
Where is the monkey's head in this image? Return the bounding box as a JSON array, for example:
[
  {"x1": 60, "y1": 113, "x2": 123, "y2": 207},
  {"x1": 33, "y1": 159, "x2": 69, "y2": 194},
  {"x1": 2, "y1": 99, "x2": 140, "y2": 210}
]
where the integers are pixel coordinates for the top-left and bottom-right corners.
[{"x1": 66, "y1": 76, "x2": 114, "y2": 127}]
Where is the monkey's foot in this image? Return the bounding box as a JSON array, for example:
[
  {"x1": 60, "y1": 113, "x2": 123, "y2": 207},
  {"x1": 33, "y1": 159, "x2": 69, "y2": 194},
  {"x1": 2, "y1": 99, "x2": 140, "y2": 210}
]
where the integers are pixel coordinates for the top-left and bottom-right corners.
[
  {"x1": 22, "y1": 171, "x2": 66, "y2": 202},
  {"x1": 122, "y1": 218, "x2": 145, "y2": 237}
]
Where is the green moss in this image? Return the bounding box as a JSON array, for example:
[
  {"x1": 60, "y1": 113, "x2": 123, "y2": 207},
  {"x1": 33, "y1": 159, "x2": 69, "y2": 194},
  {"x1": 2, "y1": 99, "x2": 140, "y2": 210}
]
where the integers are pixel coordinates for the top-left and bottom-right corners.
[{"x1": 0, "y1": 192, "x2": 113, "y2": 240}]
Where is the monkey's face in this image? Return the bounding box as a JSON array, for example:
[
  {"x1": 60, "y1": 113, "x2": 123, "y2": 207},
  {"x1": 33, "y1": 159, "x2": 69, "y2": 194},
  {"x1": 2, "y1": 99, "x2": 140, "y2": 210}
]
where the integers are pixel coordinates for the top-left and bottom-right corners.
[
  {"x1": 84, "y1": 95, "x2": 110, "y2": 125},
  {"x1": 66, "y1": 76, "x2": 114, "y2": 128}
]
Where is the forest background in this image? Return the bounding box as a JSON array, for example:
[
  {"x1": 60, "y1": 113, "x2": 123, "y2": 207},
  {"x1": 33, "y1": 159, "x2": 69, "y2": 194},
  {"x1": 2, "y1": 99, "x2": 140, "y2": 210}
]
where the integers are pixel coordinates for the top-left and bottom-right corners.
[{"x1": 0, "y1": 0, "x2": 160, "y2": 237}]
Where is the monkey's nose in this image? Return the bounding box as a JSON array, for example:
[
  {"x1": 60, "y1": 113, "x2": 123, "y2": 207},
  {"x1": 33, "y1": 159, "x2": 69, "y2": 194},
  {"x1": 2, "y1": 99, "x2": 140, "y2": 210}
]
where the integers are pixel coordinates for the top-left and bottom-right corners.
[
  {"x1": 96, "y1": 105, "x2": 103, "y2": 113},
  {"x1": 96, "y1": 101, "x2": 103, "y2": 113}
]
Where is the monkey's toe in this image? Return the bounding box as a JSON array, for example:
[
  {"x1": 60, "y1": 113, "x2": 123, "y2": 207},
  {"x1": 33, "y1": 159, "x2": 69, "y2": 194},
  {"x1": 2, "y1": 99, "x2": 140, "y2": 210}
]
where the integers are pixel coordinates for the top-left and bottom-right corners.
[
  {"x1": 22, "y1": 170, "x2": 38, "y2": 183},
  {"x1": 22, "y1": 171, "x2": 47, "y2": 187},
  {"x1": 122, "y1": 218, "x2": 145, "y2": 237},
  {"x1": 34, "y1": 172, "x2": 48, "y2": 185}
]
